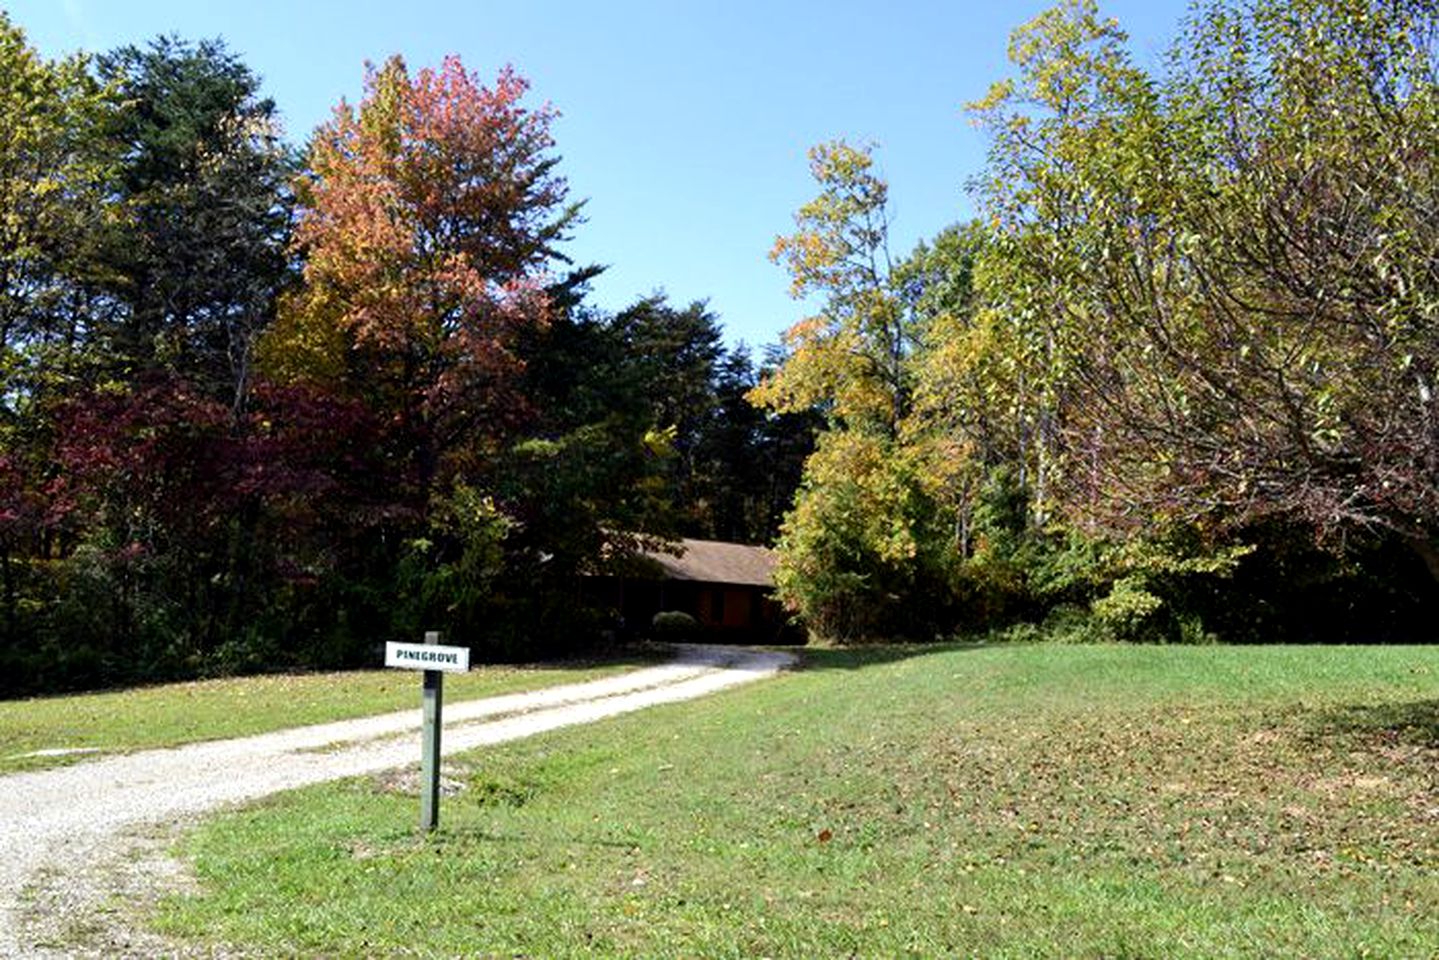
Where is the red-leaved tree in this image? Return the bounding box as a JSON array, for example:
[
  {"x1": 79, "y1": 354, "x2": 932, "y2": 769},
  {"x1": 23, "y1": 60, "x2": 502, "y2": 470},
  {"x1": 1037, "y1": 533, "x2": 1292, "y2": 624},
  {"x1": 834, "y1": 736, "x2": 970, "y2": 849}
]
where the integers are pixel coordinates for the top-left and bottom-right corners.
[{"x1": 266, "y1": 55, "x2": 577, "y2": 507}]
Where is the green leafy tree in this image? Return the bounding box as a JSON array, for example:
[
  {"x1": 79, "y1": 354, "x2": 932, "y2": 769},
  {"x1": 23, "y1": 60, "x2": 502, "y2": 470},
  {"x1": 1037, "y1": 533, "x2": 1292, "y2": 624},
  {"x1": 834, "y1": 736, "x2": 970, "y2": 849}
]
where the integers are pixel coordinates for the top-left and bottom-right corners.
[
  {"x1": 0, "y1": 14, "x2": 115, "y2": 412},
  {"x1": 965, "y1": 0, "x2": 1148, "y2": 525},
  {"x1": 755, "y1": 141, "x2": 951, "y2": 639},
  {"x1": 973, "y1": 0, "x2": 1439, "y2": 587},
  {"x1": 489, "y1": 277, "x2": 681, "y2": 653},
  {"x1": 1141, "y1": 0, "x2": 1439, "y2": 579},
  {"x1": 901, "y1": 222, "x2": 993, "y2": 558},
  {"x1": 692, "y1": 346, "x2": 817, "y2": 544},
  {"x1": 954, "y1": 0, "x2": 1439, "y2": 638},
  {"x1": 535, "y1": 292, "x2": 814, "y2": 547},
  {"x1": 612, "y1": 295, "x2": 725, "y2": 534},
  {"x1": 94, "y1": 36, "x2": 297, "y2": 411}
]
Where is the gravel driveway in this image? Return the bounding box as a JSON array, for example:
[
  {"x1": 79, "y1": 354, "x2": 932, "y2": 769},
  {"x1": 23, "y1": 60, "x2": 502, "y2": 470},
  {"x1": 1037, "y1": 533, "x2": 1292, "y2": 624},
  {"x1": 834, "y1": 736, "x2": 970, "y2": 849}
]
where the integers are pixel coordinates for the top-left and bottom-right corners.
[{"x1": 0, "y1": 644, "x2": 795, "y2": 958}]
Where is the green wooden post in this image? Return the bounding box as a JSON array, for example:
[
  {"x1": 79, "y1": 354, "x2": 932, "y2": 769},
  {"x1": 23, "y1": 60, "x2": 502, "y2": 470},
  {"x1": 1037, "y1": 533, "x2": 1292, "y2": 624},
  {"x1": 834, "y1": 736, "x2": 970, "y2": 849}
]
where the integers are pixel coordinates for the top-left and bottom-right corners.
[{"x1": 420, "y1": 630, "x2": 443, "y2": 832}]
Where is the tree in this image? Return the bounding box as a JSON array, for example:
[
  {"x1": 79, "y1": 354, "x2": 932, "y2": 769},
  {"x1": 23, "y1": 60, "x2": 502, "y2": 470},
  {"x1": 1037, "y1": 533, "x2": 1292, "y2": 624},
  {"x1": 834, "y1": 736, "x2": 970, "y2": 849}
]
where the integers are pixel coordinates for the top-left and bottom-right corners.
[
  {"x1": 757, "y1": 141, "x2": 913, "y2": 434},
  {"x1": 610, "y1": 295, "x2": 725, "y2": 535},
  {"x1": 755, "y1": 141, "x2": 953, "y2": 639},
  {"x1": 94, "y1": 36, "x2": 296, "y2": 412},
  {"x1": 28, "y1": 37, "x2": 303, "y2": 675},
  {"x1": 965, "y1": 0, "x2": 1148, "y2": 525},
  {"x1": 692, "y1": 345, "x2": 817, "y2": 544},
  {"x1": 521, "y1": 288, "x2": 812, "y2": 549},
  {"x1": 973, "y1": 0, "x2": 1439, "y2": 584},
  {"x1": 267, "y1": 55, "x2": 577, "y2": 510},
  {"x1": 0, "y1": 16, "x2": 117, "y2": 664},
  {"x1": 488, "y1": 278, "x2": 678, "y2": 650},
  {"x1": 260, "y1": 54, "x2": 600, "y2": 656},
  {"x1": 762, "y1": 4, "x2": 1277, "y2": 641},
  {"x1": 0, "y1": 14, "x2": 114, "y2": 414},
  {"x1": 1147, "y1": 0, "x2": 1439, "y2": 578},
  {"x1": 901, "y1": 221, "x2": 993, "y2": 557}
]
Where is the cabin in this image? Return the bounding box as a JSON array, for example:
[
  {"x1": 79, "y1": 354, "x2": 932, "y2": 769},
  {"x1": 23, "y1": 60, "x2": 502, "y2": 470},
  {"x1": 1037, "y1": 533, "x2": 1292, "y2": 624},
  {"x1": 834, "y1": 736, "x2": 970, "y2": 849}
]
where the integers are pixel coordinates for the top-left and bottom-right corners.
[{"x1": 597, "y1": 537, "x2": 795, "y2": 643}]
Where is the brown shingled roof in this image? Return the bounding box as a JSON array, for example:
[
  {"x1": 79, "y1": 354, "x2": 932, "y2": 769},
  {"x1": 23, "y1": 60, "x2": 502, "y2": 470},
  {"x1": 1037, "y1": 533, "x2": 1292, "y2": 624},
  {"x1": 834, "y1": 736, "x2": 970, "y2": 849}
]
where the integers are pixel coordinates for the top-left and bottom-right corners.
[{"x1": 641, "y1": 538, "x2": 777, "y2": 587}]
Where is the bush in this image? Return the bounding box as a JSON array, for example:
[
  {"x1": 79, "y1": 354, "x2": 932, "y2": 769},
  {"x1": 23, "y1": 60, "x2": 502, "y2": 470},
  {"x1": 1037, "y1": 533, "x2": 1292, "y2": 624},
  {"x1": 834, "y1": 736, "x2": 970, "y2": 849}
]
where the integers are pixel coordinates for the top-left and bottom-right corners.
[
  {"x1": 651, "y1": 610, "x2": 698, "y2": 640},
  {"x1": 1091, "y1": 576, "x2": 1166, "y2": 642},
  {"x1": 1041, "y1": 603, "x2": 1105, "y2": 644}
]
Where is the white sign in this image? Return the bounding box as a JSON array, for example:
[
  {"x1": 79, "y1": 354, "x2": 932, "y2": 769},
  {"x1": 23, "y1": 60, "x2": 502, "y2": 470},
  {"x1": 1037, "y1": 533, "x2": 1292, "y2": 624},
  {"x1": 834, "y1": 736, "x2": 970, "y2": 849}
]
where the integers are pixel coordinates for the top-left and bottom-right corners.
[{"x1": 385, "y1": 641, "x2": 470, "y2": 674}]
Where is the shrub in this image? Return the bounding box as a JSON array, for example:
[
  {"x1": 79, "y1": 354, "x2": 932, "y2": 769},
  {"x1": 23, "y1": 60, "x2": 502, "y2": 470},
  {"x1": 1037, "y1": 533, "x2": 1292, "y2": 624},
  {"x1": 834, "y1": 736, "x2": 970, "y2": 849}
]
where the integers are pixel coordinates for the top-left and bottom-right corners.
[
  {"x1": 651, "y1": 610, "x2": 698, "y2": 640},
  {"x1": 1091, "y1": 576, "x2": 1166, "y2": 642}
]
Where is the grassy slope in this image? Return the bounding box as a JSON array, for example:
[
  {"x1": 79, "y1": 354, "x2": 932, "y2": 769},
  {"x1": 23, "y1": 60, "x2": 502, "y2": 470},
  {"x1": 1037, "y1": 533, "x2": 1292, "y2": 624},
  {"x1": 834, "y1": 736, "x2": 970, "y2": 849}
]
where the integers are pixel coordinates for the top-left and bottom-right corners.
[
  {"x1": 0, "y1": 657, "x2": 649, "y2": 774},
  {"x1": 158, "y1": 644, "x2": 1439, "y2": 958}
]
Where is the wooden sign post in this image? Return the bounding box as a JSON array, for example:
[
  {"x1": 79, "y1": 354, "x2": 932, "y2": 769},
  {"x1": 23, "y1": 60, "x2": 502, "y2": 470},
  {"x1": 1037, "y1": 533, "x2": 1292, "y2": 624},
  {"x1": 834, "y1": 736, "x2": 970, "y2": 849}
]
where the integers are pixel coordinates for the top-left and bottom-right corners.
[
  {"x1": 384, "y1": 631, "x2": 470, "y2": 832},
  {"x1": 418, "y1": 630, "x2": 443, "y2": 832}
]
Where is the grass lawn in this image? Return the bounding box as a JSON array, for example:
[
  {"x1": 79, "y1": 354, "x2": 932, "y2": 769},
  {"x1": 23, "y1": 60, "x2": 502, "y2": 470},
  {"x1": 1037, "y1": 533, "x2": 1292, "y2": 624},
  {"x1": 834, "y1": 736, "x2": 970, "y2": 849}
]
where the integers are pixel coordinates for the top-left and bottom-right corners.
[
  {"x1": 156, "y1": 644, "x2": 1439, "y2": 958},
  {"x1": 0, "y1": 655, "x2": 653, "y2": 774}
]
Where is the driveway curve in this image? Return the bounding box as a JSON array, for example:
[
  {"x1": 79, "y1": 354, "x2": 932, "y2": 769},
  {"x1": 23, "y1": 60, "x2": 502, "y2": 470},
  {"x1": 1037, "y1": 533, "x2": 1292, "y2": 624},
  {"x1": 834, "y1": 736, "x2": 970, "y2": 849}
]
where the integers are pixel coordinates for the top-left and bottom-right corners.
[{"x1": 0, "y1": 644, "x2": 795, "y2": 958}]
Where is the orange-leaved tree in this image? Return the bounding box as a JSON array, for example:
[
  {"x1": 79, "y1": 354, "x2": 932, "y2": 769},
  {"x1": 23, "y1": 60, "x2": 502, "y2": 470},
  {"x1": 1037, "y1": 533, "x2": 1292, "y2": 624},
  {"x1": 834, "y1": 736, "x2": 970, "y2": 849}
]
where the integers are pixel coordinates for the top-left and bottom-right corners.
[{"x1": 266, "y1": 55, "x2": 578, "y2": 510}]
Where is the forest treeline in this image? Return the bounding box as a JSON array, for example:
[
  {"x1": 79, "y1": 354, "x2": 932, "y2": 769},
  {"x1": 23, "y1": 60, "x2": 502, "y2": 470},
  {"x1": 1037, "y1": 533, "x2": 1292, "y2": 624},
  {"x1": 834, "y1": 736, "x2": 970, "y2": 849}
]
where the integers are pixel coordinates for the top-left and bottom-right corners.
[
  {"x1": 3, "y1": 0, "x2": 1437, "y2": 694},
  {"x1": 756, "y1": 0, "x2": 1439, "y2": 644},
  {"x1": 0, "y1": 26, "x2": 814, "y2": 692}
]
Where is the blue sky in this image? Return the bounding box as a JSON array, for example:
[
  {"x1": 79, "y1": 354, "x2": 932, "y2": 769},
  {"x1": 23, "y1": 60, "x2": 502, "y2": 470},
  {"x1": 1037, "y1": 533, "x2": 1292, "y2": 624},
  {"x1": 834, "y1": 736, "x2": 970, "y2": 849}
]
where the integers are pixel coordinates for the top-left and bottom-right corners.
[{"x1": 6, "y1": 0, "x2": 1190, "y2": 350}]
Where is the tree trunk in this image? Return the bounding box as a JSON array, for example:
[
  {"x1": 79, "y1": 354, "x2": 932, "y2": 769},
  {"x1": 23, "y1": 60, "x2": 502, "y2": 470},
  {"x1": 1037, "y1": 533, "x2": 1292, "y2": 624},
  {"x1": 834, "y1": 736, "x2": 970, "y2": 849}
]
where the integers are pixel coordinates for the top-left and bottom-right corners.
[{"x1": 1, "y1": 539, "x2": 13, "y2": 641}]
